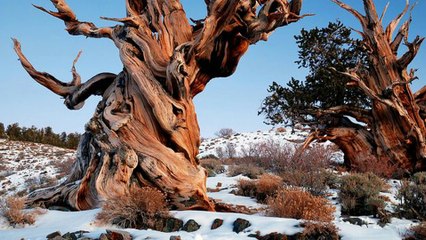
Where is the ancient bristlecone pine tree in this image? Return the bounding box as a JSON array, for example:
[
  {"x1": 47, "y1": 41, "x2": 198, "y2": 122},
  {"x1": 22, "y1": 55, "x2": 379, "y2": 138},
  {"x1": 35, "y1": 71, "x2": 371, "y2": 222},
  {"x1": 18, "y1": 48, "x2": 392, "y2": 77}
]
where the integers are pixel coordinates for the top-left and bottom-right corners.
[
  {"x1": 301, "y1": 0, "x2": 425, "y2": 172},
  {"x1": 14, "y1": 0, "x2": 306, "y2": 210}
]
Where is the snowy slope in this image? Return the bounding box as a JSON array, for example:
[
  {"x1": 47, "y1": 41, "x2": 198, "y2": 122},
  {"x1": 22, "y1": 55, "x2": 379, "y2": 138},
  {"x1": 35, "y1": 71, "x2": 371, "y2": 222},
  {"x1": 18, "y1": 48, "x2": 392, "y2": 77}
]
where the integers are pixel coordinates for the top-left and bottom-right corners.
[
  {"x1": 0, "y1": 130, "x2": 419, "y2": 239},
  {"x1": 0, "y1": 171, "x2": 416, "y2": 240},
  {"x1": 198, "y1": 128, "x2": 308, "y2": 158},
  {"x1": 0, "y1": 139, "x2": 74, "y2": 196}
]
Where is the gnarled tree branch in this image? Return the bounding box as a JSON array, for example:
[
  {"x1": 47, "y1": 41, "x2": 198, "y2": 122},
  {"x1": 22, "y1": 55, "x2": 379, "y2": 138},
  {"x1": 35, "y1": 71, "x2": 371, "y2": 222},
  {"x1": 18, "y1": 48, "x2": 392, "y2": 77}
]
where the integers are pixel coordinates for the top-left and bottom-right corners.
[
  {"x1": 33, "y1": 0, "x2": 113, "y2": 39},
  {"x1": 13, "y1": 38, "x2": 117, "y2": 110}
]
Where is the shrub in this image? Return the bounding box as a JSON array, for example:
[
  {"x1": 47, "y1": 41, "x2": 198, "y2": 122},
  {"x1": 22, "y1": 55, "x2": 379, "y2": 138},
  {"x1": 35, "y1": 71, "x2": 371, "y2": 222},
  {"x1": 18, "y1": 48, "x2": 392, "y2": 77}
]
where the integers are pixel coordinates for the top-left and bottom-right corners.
[
  {"x1": 299, "y1": 222, "x2": 339, "y2": 240},
  {"x1": 236, "y1": 179, "x2": 257, "y2": 198},
  {"x1": 96, "y1": 187, "x2": 170, "y2": 229},
  {"x1": 405, "y1": 222, "x2": 426, "y2": 240},
  {"x1": 339, "y1": 172, "x2": 386, "y2": 216},
  {"x1": 228, "y1": 165, "x2": 265, "y2": 179},
  {"x1": 240, "y1": 140, "x2": 293, "y2": 172},
  {"x1": 255, "y1": 174, "x2": 283, "y2": 202},
  {"x1": 235, "y1": 174, "x2": 283, "y2": 203},
  {"x1": 281, "y1": 169, "x2": 337, "y2": 196},
  {"x1": 267, "y1": 188, "x2": 335, "y2": 222},
  {"x1": 1, "y1": 196, "x2": 36, "y2": 226},
  {"x1": 200, "y1": 158, "x2": 225, "y2": 177},
  {"x1": 215, "y1": 128, "x2": 236, "y2": 139},
  {"x1": 351, "y1": 153, "x2": 398, "y2": 179},
  {"x1": 397, "y1": 172, "x2": 426, "y2": 220}
]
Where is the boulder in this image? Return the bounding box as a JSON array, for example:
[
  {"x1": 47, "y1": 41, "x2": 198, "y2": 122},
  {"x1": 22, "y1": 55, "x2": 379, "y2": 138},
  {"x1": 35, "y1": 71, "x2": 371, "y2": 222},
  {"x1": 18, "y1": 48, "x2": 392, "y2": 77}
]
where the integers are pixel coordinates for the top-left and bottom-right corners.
[{"x1": 233, "y1": 218, "x2": 251, "y2": 233}]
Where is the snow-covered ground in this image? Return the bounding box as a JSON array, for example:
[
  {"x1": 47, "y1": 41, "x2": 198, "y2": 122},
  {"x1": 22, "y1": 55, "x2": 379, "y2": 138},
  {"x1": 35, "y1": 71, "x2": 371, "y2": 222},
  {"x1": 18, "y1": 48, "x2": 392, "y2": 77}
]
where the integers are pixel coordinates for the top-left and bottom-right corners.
[
  {"x1": 0, "y1": 140, "x2": 74, "y2": 196},
  {"x1": 0, "y1": 129, "x2": 419, "y2": 239},
  {"x1": 0, "y1": 171, "x2": 416, "y2": 240}
]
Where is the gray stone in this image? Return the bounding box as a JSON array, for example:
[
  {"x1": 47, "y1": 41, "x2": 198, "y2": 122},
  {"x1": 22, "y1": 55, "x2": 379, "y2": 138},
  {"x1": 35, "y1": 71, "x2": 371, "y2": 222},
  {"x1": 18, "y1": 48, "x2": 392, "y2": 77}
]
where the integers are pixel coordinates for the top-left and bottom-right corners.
[
  {"x1": 62, "y1": 232, "x2": 78, "y2": 240},
  {"x1": 46, "y1": 231, "x2": 62, "y2": 239},
  {"x1": 162, "y1": 217, "x2": 183, "y2": 232},
  {"x1": 211, "y1": 218, "x2": 223, "y2": 230},
  {"x1": 233, "y1": 218, "x2": 251, "y2": 233},
  {"x1": 343, "y1": 217, "x2": 368, "y2": 226},
  {"x1": 182, "y1": 219, "x2": 201, "y2": 232},
  {"x1": 169, "y1": 236, "x2": 182, "y2": 240},
  {"x1": 105, "y1": 229, "x2": 132, "y2": 240}
]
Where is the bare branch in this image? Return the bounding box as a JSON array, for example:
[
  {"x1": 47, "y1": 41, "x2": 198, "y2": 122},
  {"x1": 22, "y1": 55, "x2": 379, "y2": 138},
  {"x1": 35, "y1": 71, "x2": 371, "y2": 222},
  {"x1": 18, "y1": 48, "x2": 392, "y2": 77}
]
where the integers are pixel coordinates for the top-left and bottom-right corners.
[
  {"x1": 33, "y1": 0, "x2": 113, "y2": 39},
  {"x1": 379, "y1": 2, "x2": 390, "y2": 23},
  {"x1": 414, "y1": 85, "x2": 426, "y2": 102},
  {"x1": 332, "y1": 0, "x2": 366, "y2": 28},
  {"x1": 71, "y1": 51, "x2": 82, "y2": 86},
  {"x1": 397, "y1": 36, "x2": 425, "y2": 69},
  {"x1": 64, "y1": 72, "x2": 117, "y2": 110},
  {"x1": 315, "y1": 105, "x2": 372, "y2": 125},
  {"x1": 391, "y1": 18, "x2": 410, "y2": 54},
  {"x1": 13, "y1": 38, "x2": 117, "y2": 110},
  {"x1": 330, "y1": 67, "x2": 394, "y2": 107},
  {"x1": 13, "y1": 38, "x2": 75, "y2": 96},
  {"x1": 384, "y1": 0, "x2": 409, "y2": 43}
]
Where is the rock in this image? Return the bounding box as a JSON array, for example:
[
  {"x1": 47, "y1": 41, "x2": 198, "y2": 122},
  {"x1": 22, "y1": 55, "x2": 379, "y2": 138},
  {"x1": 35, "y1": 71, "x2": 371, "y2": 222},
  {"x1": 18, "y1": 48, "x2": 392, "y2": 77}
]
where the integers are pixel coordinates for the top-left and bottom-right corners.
[
  {"x1": 46, "y1": 231, "x2": 62, "y2": 239},
  {"x1": 98, "y1": 230, "x2": 132, "y2": 240},
  {"x1": 62, "y1": 232, "x2": 77, "y2": 240},
  {"x1": 169, "y1": 236, "x2": 182, "y2": 240},
  {"x1": 343, "y1": 217, "x2": 368, "y2": 226},
  {"x1": 72, "y1": 230, "x2": 90, "y2": 238},
  {"x1": 233, "y1": 218, "x2": 251, "y2": 233},
  {"x1": 162, "y1": 217, "x2": 184, "y2": 232},
  {"x1": 211, "y1": 218, "x2": 224, "y2": 230},
  {"x1": 182, "y1": 219, "x2": 201, "y2": 232}
]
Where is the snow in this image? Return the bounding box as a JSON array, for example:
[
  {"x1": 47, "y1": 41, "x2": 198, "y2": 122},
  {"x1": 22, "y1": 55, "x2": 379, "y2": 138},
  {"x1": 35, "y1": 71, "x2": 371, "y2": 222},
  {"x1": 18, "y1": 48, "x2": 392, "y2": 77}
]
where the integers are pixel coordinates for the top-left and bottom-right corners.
[
  {"x1": 0, "y1": 130, "x2": 419, "y2": 239},
  {"x1": 206, "y1": 173, "x2": 263, "y2": 209}
]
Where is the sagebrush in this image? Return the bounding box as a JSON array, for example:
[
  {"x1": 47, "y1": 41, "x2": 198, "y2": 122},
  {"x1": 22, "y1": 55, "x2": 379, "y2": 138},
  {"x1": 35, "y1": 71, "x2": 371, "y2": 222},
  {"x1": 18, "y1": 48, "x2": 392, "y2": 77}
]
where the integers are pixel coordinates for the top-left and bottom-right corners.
[
  {"x1": 236, "y1": 174, "x2": 283, "y2": 203},
  {"x1": 267, "y1": 187, "x2": 335, "y2": 222},
  {"x1": 96, "y1": 187, "x2": 170, "y2": 229},
  {"x1": 397, "y1": 172, "x2": 426, "y2": 220},
  {"x1": 339, "y1": 172, "x2": 386, "y2": 216},
  {"x1": 1, "y1": 196, "x2": 39, "y2": 226}
]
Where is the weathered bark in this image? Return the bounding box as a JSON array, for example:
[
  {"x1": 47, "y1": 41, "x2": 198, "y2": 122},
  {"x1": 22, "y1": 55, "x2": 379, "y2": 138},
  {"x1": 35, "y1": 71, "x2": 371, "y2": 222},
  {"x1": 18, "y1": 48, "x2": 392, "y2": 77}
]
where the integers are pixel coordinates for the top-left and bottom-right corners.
[
  {"x1": 15, "y1": 0, "x2": 306, "y2": 210},
  {"x1": 302, "y1": 0, "x2": 426, "y2": 173}
]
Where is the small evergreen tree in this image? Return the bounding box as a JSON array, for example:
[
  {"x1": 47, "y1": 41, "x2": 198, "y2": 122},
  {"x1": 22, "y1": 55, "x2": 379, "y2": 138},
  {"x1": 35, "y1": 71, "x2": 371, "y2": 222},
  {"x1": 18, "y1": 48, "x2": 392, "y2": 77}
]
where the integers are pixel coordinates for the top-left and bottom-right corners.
[{"x1": 0, "y1": 122, "x2": 6, "y2": 138}]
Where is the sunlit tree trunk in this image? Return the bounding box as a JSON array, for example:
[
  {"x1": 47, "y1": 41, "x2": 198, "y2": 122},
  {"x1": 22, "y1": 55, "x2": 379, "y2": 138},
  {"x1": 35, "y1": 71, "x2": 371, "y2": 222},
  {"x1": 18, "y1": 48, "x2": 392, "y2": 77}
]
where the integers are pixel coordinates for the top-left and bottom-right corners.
[{"x1": 14, "y1": 0, "x2": 306, "y2": 210}]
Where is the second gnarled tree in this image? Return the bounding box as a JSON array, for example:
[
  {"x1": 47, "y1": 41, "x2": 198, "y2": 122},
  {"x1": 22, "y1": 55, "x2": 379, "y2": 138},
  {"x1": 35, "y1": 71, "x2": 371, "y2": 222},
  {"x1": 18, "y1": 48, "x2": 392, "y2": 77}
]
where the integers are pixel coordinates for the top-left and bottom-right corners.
[
  {"x1": 261, "y1": 0, "x2": 425, "y2": 174},
  {"x1": 14, "y1": 0, "x2": 306, "y2": 210}
]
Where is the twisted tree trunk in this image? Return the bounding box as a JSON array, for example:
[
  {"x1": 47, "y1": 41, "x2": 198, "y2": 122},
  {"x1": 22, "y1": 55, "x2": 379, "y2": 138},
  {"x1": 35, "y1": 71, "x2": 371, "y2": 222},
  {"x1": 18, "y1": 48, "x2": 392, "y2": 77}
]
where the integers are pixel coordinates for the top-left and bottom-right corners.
[
  {"x1": 15, "y1": 0, "x2": 306, "y2": 210},
  {"x1": 304, "y1": 0, "x2": 425, "y2": 173}
]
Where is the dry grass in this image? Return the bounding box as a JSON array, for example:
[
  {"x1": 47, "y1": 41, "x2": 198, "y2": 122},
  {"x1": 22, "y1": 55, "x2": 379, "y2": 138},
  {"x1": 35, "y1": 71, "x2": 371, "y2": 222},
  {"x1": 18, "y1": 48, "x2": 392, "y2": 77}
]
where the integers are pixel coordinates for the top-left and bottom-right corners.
[
  {"x1": 1, "y1": 196, "x2": 40, "y2": 226},
  {"x1": 267, "y1": 187, "x2": 335, "y2": 222},
  {"x1": 96, "y1": 187, "x2": 170, "y2": 229},
  {"x1": 200, "y1": 158, "x2": 225, "y2": 177},
  {"x1": 405, "y1": 222, "x2": 426, "y2": 240},
  {"x1": 299, "y1": 222, "x2": 339, "y2": 240},
  {"x1": 235, "y1": 174, "x2": 283, "y2": 203},
  {"x1": 228, "y1": 165, "x2": 265, "y2": 179},
  {"x1": 255, "y1": 174, "x2": 283, "y2": 202}
]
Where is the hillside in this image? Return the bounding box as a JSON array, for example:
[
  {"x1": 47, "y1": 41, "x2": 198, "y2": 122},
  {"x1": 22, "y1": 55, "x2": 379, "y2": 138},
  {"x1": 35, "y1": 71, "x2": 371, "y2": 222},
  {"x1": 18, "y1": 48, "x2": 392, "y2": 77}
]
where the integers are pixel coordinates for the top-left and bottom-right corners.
[
  {"x1": 0, "y1": 139, "x2": 74, "y2": 197},
  {"x1": 0, "y1": 130, "x2": 422, "y2": 239}
]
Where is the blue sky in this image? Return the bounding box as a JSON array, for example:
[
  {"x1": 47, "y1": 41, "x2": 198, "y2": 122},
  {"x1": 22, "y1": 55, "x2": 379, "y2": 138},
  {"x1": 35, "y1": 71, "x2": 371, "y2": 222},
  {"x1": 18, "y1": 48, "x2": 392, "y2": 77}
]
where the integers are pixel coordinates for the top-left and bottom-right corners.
[{"x1": 0, "y1": 0, "x2": 425, "y2": 137}]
